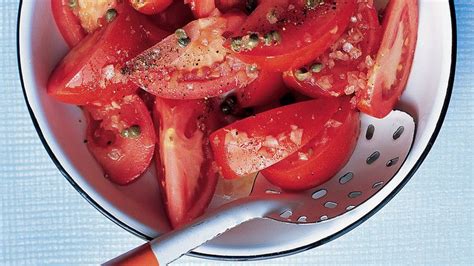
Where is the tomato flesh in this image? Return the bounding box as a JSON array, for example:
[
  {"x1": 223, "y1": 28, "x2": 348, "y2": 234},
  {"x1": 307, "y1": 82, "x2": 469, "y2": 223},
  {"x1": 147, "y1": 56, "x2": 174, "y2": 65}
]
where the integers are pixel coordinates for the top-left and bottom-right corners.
[
  {"x1": 283, "y1": 2, "x2": 382, "y2": 98},
  {"x1": 154, "y1": 98, "x2": 220, "y2": 228},
  {"x1": 210, "y1": 98, "x2": 340, "y2": 179},
  {"x1": 356, "y1": 0, "x2": 418, "y2": 118},
  {"x1": 68, "y1": 0, "x2": 118, "y2": 33},
  {"x1": 51, "y1": 0, "x2": 87, "y2": 47},
  {"x1": 124, "y1": 16, "x2": 258, "y2": 100},
  {"x1": 85, "y1": 95, "x2": 156, "y2": 185},
  {"x1": 47, "y1": 5, "x2": 168, "y2": 105},
  {"x1": 129, "y1": 0, "x2": 173, "y2": 15},
  {"x1": 150, "y1": 0, "x2": 195, "y2": 32},
  {"x1": 185, "y1": 0, "x2": 217, "y2": 18},
  {"x1": 262, "y1": 97, "x2": 359, "y2": 191},
  {"x1": 229, "y1": 0, "x2": 357, "y2": 71}
]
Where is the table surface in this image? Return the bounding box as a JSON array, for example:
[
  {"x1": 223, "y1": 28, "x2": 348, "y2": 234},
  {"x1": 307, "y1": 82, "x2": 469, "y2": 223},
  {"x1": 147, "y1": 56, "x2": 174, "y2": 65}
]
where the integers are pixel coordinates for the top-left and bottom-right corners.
[{"x1": 1, "y1": 0, "x2": 472, "y2": 265}]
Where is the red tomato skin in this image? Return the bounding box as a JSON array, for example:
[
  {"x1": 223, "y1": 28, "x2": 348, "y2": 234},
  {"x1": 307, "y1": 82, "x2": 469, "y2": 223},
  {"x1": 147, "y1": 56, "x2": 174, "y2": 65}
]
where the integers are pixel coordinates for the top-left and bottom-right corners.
[
  {"x1": 153, "y1": 98, "x2": 220, "y2": 228},
  {"x1": 124, "y1": 17, "x2": 257, "y2": 100},
  {"x1": 262, "y1": 97, "x2": 360, "y2": 191},
  {"x1": 129, "y1": 0, "x2": 173, "y2": 15},
  {"x1": 210, "y1": 97, "x2": 341, "y2": 179},
  {"x1": 236, "y1": 70, "x2": 288, "y2": 108},
  {"x1": 356, "y1": 0, "x2": 419, "y2": 118},
  {"x1": 47, "y1": 5, "x2": 169, "y2": 105},
  {"x1": 283, "y1": 3, "x2": 382, "y2": 98},
  {"x1": 85, "y1": 95, "x2": 156, "y2": 185},
  {"x1": 150, "y1": 0, "x2": 195, "y2": 32},
  {"x1": 51, "y1": 0, "x2": 87, "y2": 48},
  {"x1": 185, "y1": 0, "x2": 217, "y2": 18},
  {"x1": 231, "y1": 0, "x2": 357, "y2": 71}
]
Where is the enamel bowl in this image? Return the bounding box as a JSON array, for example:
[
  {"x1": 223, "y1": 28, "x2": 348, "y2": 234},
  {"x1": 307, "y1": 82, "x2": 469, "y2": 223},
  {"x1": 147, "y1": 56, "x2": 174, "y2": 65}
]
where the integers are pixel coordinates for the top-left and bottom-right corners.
[{"x1": 18, "y1": 0, "x2": 456, "y2": 260}]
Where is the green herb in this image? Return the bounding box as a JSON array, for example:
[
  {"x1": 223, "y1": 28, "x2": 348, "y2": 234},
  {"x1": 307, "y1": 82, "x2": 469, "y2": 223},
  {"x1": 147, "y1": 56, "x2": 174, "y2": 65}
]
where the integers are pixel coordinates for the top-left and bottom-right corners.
[
  {"x1": 105, "y1": 9, "x2": 118, "y2": 23},
  {"x1": 121, "y1": 125, "x2": 141, "y2": 138}
]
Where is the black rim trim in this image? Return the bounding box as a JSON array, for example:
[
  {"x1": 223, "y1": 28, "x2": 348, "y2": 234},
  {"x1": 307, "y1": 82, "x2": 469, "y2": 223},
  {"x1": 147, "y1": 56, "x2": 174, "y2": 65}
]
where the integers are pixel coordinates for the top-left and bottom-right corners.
[{"x1": 17, "y1": 1, "x2": 457, "y2": 261}]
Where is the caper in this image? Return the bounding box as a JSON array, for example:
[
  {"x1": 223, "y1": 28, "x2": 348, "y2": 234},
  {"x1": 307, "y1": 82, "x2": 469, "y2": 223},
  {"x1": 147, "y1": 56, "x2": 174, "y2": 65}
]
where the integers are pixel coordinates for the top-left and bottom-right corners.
[
  {"x1": 121, "y1": 125, "x2": 141, "y2": 138},
  {"x1": 310, "y1": 63, "x2": 323, "y2": 73},
  {"x1": 231, "y1": 37, "x2": 243, "y2": 52},
  {"x1": 68, "y1": 0, "x2": 77, "y2": 8},
  {"x1": 245, "y1": 33, "x2": 260, "y2": 50},
  {"x1": 295, "y1": 68, "x2": 311, "y2": 81},
  {"x1": 177, "y1": 37, "x2": 191, "y2": 48},
  {"x1": 105, "y1": 9, "x2": 118, "y2": 23},
  {"x1": 270, "y1": 30, "x2": 281, "y2": 44}
]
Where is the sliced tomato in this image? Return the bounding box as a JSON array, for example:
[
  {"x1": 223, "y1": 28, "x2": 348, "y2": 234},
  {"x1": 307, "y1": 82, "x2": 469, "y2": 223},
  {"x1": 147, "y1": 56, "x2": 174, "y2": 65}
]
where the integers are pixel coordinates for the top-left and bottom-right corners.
[
  {"x1": 153, "y1": 98, "x2": 220, "y2": 228},
  {"x1": 210, "y1": 98, "x2": 341, "y2": 179},
  {"x1": 124, "y1": 16, "x2": 258, "y2": 100},
  {"x1": 129, "y1": 0, "x2": 173, "y2": 15},
  {"x1": 228, "y1": 0, "x2": 357, "y2": 71},
  {"x1": 283, "y1": 2, "x2": 382, "y2": 98},
  {"x1": 356, "y1": 0, "x2": 418, "y2": 118},
  {"x1": 51, "y1": 0, "x2": 87, "y2": 47},
  {"x1": 262, "y1": 97, "x2": 359, "y2": 191},
  {"x1": 85, "y1": 95, "x2": 156, "y2": 185},
  {"x1": 235, "y1": 69, "x2": 287, "y2": 108},
  {"x1": 185, "y1": 0, "x2": 217, "y2": 18},
  {"x1": 150, "y1": 0, "x2": 195, "y2": 32},
  {"x1": 47, "y1": 5, "x2": 169, "y2": 105}
]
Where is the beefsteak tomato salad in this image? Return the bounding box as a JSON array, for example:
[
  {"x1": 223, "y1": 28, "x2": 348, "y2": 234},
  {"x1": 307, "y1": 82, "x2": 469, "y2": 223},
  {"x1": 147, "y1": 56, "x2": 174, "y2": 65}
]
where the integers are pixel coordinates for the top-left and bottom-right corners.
[{"x1": 48, "y1": 0, "x2": 418, "y2": 228}]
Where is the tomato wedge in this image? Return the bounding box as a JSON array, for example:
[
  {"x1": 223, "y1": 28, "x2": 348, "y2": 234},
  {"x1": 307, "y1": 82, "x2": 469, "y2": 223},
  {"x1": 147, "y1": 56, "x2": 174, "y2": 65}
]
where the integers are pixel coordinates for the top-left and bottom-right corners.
[
  {"x1": 129, "y1": 0, "x2": 173, "y2": 15},
  {"x1": 228, "y1": 0, "x2": 357, "y2": 71},
  {"x1": 356, "y1": 0, "x2": 418, "y2": 118},
  {"x1": 283, "y1": 2, "x2": 382, "y2": 98},
  {"x1": 262, "y1": 98, "x2": 359, "y2": 191},
  {"x1": 51, "y1": 0, "x2": 87, "y2": 47},
  {"x1": 124, "y1": 16, "x2": 258, "y2": 100},
  {"x1": 154, "y1": 98, "x2": 220, "y2": 228},
  {"x1": 210, "y1": 98, "x2": 340, "y2": 179},
  {"x1": 185, "y1": 0, "x2": 217, "y2": 18},
  {"x1": 85, "y1": 95, "x2": 156, "y2": 185},
  {"x1": 48, "y1": 5, "x2": 168, "y2": 105}
]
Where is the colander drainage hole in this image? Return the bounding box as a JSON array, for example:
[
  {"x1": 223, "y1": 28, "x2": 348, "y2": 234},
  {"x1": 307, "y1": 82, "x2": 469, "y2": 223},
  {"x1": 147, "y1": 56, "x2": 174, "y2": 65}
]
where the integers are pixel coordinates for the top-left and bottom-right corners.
[
  {"x1": 339, "y1": 172, "x2": 353, "y2": 184},
  {"x1": 280, "y1": 210, "x2": 293, "y2": 219},
  {"x1": 393, "y1": 126, "x2": 404, "y2": 140},
  {"x1": 297, "y1": 216, "x2": 307, "y2": 222},
  {"x1": 366, "y1": 124, "x2": 375, "y2": 140},
  {"x1": 366, "y1": 151, "x2": 380, "y2": 165},
  {"x1": 324, "y1": 201, "x2": 338, "y2": 209},
  {"x1": 373, "y1": 181, "x2": 384, "y2": 189},
  {"x1": 312, "y1": 189, "x2": 327, "y2": 199},
  {"x1": 346, "y1": 205, "x2": 355, "y2": 211},
  {"x1": 320, "y1": 215, "x2": 329, "y2": 221},
  {"x1": 265, "y1": 189, "x2": 280, "y2": 194},
  {"x1": 348, "y1": 191, "x2": 362, "y2": 198},
  {"x1": 386, "y1": 157, "x2": 399, "y2": 167}
]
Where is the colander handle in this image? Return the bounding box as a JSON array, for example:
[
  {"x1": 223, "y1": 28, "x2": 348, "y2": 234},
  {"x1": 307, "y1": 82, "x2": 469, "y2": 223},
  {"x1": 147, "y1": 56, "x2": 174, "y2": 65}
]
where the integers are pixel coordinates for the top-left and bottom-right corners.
[{"x1": 103, "y1": 197, "x2": 289, "y2": 265}]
